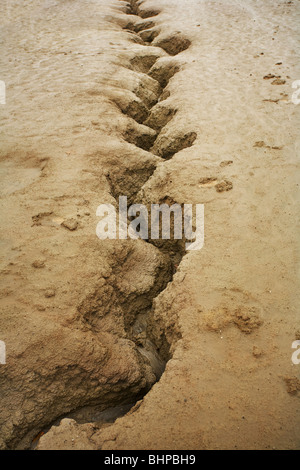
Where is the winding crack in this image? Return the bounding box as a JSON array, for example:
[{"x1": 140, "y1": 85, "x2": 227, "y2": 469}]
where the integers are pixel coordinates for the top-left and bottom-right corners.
[
  {"x1": 106, "y1": 0, "x2": 195, "y2": 361},
  {"x1": 31, "y1": 0, "x2": 195, "y2": 447},
  {"x1": 101, "y1": 0, "x2": 194, "y2": 399}
]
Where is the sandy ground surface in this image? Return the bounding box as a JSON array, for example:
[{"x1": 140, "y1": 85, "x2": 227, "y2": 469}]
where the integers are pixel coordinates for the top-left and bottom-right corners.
[{"x1": 0, "y1": 0, "x2": 299, "y2": 450}]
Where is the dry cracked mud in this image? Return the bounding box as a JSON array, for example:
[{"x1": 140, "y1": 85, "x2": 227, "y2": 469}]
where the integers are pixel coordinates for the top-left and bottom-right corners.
[{"x1": 0, "y1": 0, "x2": 299, "y2": 451}]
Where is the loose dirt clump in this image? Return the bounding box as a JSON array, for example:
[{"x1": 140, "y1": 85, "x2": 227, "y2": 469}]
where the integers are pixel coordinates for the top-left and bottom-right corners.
[
  {"x1": 215, "y1": 180, "x2": 233, "y2": 192},
  {"x1": 233, "y1": 308, "x2": 263, "y2": 334},
  {"x1": 284, "y1": 377, "x2": 300, "y2": 395}
]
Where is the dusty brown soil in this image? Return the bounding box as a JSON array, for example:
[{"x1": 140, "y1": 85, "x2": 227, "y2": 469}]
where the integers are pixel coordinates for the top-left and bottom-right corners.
[{"x1": 0, "y1": 0, "x2": 299, "y2": 450}]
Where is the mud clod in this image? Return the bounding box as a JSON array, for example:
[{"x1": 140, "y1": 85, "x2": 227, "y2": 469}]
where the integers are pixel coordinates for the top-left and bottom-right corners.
[
  {"x1": 271, "y1": 78, "x2": 286, "y2": 85},
  {"x1": 62, "y1": 218, "x2": 79, "y2": 231},
  {"x1": 233, "y1": 308, "x2": 262, "y2": 334},
  {"x1": 284, "y1": 376, "x2": 300, "y2": 395},
  {"x1": 32, "y1": 259, "x2": 46, "y2": 269},
  {"x1": 215, "y1": 180, "x2": 233, "y2": 192}
]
